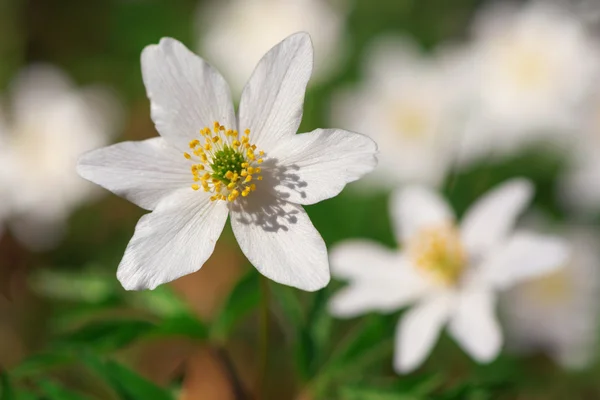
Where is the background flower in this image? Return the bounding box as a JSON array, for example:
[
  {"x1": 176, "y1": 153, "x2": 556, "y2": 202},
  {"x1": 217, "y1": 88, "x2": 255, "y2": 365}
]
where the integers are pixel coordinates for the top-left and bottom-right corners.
[
  {"x1": 196, "y1": 0, "x2": 348, "y2": 96},
  {"x1": 502, "y1": 225, "x2": 600, "y2": 369},
  {"x1": 329, "y1": 180, "x2": 569, "y2": 373},
  {"x1": 330, "y1": 36, "x2": 465, "y2": 188},
  {"x1": 0, "y1": 65, "x2": 120, "y2": 250},
  {"x1": 456, "y1": 1, "x2": 599, "y2": 165}
]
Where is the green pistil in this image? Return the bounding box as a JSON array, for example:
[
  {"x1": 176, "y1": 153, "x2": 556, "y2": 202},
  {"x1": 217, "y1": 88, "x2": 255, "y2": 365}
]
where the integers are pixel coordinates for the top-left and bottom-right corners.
[{"x1": 210, "y1": 145, "x2": 245, "y2": 184}]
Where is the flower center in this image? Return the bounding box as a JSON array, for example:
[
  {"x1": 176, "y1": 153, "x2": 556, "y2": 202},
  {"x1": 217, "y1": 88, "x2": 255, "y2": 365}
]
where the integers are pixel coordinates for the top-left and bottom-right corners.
[
  {"x1": 409, "y1": 224, "x2": 466, "y2": 285},
  {"x1": 393, "y1": 105, "x2": 430, "y2": 139},
  {"x1": 183, "y1": 121, "x2": 264, "y2": 202},
  {"x1": 526, "y1": 268, "x2": 572, "y2": 306}
]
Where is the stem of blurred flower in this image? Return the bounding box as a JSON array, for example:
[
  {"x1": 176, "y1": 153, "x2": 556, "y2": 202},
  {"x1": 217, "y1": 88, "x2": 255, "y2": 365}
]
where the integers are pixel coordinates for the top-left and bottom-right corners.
[
  {"x1": 212, "y1": 346, "x2": 248, "y2": 400},
  {"x1": 257, "y1": 275, "x2": 270, "y2": 399}
]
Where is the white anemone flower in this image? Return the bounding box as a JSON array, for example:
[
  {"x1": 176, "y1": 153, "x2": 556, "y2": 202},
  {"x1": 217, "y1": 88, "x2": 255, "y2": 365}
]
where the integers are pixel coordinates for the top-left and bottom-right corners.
[
  {"x1": 458, "y1": 1, "x2": 598, "y2": 163},
  {"x1": 558, "y1": 92, "x2": 600, "y2": 215},
  {"x1": 196, "y1": 0, "x2": 347, "y2": 95},
  {"x1": 0, "y1": 65, "x2": 119, "y2": 250},
  {"x1": 329, "y1": 179, "x2": 569, "y2": 373},
  {"x1": 330, "y1": 36, "x2": 464, "y2": 188},
  {"x1": 77, "y1": 33, "x2": 377, "y2": 292},
  {"x1": 502, "y1": 226, "x2": 600, "y2": 369}
]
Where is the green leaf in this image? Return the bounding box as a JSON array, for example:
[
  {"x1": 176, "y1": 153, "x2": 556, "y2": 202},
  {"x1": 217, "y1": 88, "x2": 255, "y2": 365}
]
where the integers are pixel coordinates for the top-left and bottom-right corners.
[
  {"x1": 54, "y1": 319, "x2": 156, "y2": 352},
  {"x1": 151, "y1": 314, "x2": 208, "y2": 340},
  {"x1": 29, "y1": 267, "x2": 118, "y2": 304},
  {"x1": 80, "y1": 352, "x2": 172, "y2": 400},
  {"x1": 270, "y1": 283, "x2": 305, "y2": 329},
  {"x1": 128, "y1": 286, "x2": 191, "y2": 318},
  {"x1": 11, "y1": 352, "x2": 74, "y2": 378},
  {"x1": 210, "y1": 270, "x2": 260, "y2": 342},
  {"x1": 1, "y1": 370, "x2": 14, "y2": 400},
  {"x1": 339, "y1": 375, "x2": 441, "y2": 400},
  {"x1": 294, "y1": 289, "x2": 334, "y2": 381},
  {"x1": 306, "y1": 290, "x2": 334, "y2": 368},
  {"x1": 35, "y1": 379, "x2": 88, "y2": 400},
  {"x1": 339, "y1": 385, "x2": 420, "y2": 400},
  {"x1": 326, "y1": 316, "x2": 395, "y2": 374},
  {"x1": 15, "y1": 392, "x2": 39, "y2": 400}
]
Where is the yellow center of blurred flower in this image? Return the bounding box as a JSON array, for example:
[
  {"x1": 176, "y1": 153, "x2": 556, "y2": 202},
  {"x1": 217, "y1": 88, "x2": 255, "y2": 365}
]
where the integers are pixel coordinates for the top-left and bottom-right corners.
[
  {"x1": 393, "y1": 105, "x2": 429, "y2": 139},
  {"x1": 526, "y1": 268, "x2": 571, "y2": 306},
  {"x1": 183, "y1": 121, "x2": 264, "y2": 202},
  {"x1": 504, "y1": 46, "x2": 551, "y2": 90},
  {"x1": 409, "y1": 224, "x2": 466, "y2": 285}
]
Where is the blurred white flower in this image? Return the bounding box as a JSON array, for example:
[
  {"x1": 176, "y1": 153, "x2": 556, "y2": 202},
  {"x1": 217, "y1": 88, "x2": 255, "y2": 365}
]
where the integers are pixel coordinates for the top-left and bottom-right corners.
[
  {"x1": 503, "y1": 226, "x2": 600, "y2": 369},
  {"x1": 330, "y1": 36, "x2": 465, "y2": 188},
  {"x1": 457, "y1": 1, "x2": 598, "y2": 164},
  {"x1": 0, "y1": 65, "x2": 120, "y2": 250},
  {"x1": 78, "y1": 34, "x2": 377, "y2": 292},
  {"x1": 329, "y1": 179, "x2": 569, "y2": 373},
  {"x1": 196, "y1": 0, "x2": 348, "y2": 96},
  {"x1": 558, "y1": 92, "x2": 600, "y2": 215}
]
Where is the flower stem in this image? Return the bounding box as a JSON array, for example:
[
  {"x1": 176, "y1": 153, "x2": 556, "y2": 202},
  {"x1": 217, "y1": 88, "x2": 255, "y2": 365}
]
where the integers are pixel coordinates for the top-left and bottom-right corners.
[
  {"x1": 257, "y1": 275, "x2": 271, "y2": 399},
  {"x1": 212, "y1": 346, "x2": 249, "y2": 400}
]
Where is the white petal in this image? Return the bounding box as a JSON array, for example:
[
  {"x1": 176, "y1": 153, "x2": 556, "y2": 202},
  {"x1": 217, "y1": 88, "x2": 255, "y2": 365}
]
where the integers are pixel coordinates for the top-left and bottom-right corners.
[
  {"x1": 77, "y1": 138, "x2": 190, "y2": 210},
  {"x1": 390, "y1": 186, "x2": 454, "y2": 244},
  {"x1": 394, "y1": 293, "x2": 454, "y2": 373},
  {"x1": 10, "y1": 64, "x2": 73, "y2": 125},
  {"x1": 238, "y1": 32, "x2": 313, "y2": 153},
  {"x1": 141, "y1": 38, "x2": 236, "y2": 151},
  {"x1": 461, "y1": 179, "x2": 533, "y2": 256},
  {"x1": 267, "y1": 128, "x2": 377, "y2": 205},
  {"x1": 230, "y1": 191, "x2": 328, "y2": 291},
  {"x1": 448, "y1": 284, "x2": 502, "y2": 363},
  {"x1": 329, "y1": 241, "x2": 429, "y2": 317},
  {"x1": 330, "y1": 240, "x2": 404, "y2": 279},
  {"x1": 117, "y1": 188, "x2": 229, "y2": 290},
  {"x1": 480, "y1": 231, "x2": 570, "y2": 289}
]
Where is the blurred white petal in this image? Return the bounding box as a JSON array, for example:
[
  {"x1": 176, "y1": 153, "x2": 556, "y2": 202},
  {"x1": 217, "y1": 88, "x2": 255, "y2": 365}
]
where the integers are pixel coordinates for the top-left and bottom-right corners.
[
  {"x1": 197, "y1": 0, "x2": 347, "y2": 95},
  {"x1": 502, "y1": 225, "x2": 600, "y2": 369},
  {"x1": 461, "y1": 178, "x2": 533, "y2": 256},
  {"x1": 481, "y1": 231, "x2": 570, "y2": 289},
  {"x1": 390, "y1": 185, "x2": 454, "y2": 244},
  {"x1": 449, "y1": 281, "x2": 502, "y2": 362},
  {"x1": 394, "y1": 293, "x2": 454, "y2": 373},
  {"x1": 1, "y1": 64, "x2": 120, "y2": 249},
  {"x1": 329, "y1": 35, "x2": 465, "y2": 189},
  {"x1": 329, "y1": 240, "x2": 430, "y2": 317}
]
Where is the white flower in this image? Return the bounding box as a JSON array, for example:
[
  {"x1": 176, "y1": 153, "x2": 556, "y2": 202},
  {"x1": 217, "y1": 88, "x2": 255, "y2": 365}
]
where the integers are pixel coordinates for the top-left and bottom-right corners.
[
  {"x1": 329, "y1": 179, "x2": 569, "y2": 373},
  {"x1": 77, "y1": 33, "x2": 377, "y2": 292},
  {"x1": 196, "y1": 0, "x2": 347, "y2": 95},
  {"x1": 558, "y1": 92, "x2": 600, "y2": 215},
  {"x1": 502, "y1": 225, "x2": 600, "y2": 369},
  {"x1": 330, "y1": 36, "x2": 464, "y2": 188},
  {"x1": 457, "y1": 1, "x2": 598, "y2": 164},
  {"x1": 0, "y1": 65, "x2": 119, "y2": 250}
]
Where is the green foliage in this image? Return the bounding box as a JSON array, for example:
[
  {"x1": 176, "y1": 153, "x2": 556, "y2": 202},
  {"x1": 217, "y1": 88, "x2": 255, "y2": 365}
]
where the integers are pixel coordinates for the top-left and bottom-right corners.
[
  {"x1": 34, "y1": 379, "x2": 88, "y2": 400},
  {"x1": 11, "y1": 353, "x2": 75, "y2": 378},
  {"x1": 210, "y1": 269, "x2": 261, "y2": 342},
  {"x1": 1, "y1": 371, "x2": 15, "y2": 400},
  {"x1": 53, "y1": 319, "x2": 156, "y2": 352},
  {"x1": 80, "y1": 352, "x2": 173, "y2": 400}
]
